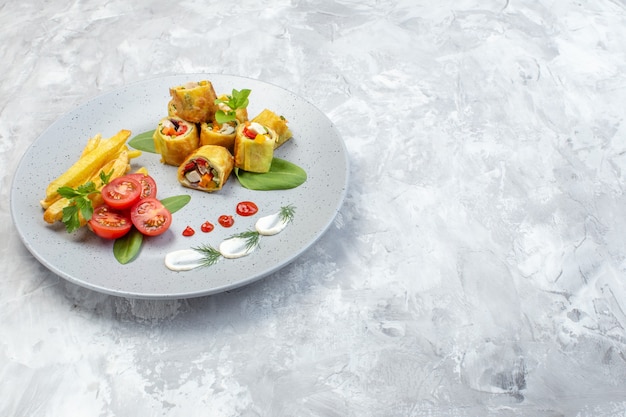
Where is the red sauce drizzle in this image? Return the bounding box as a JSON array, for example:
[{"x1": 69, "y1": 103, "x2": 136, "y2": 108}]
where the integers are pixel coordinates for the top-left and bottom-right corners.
[
  {"x1": 218, "y1": 215, "x2": 234, "y2": 228},
  {"x1": 201, "y1": 221, "x2": 214, "y2": 233},
  {"x1": 236, "y1": 201, "x2": 259, "y2": 216}
]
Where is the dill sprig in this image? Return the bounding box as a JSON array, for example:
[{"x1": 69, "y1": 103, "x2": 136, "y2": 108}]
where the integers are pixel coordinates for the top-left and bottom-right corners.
[
  {"x1": 227, "y1": 230, "x2": 261, "y2": 252},
  {"x1": 192, "y1": 244, "x2": 223, "y2": 267},
  {"x1": 279, "y1": 204, "x2": 296, "y2": 224}
]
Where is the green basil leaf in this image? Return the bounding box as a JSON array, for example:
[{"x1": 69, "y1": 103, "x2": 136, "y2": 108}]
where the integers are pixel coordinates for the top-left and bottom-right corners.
[
  {"x1": 113, "y1": 228, "x2": 144, "y2": 264},
  {"x1": 128, "y1": 130, "x2": 156, "y2": 153},
  {"x1": 160, "y1": 194, "x2": 192, "y2": 214},
  {"x1": 235, "y1": 158, "x2": 307, "y2": 190}
]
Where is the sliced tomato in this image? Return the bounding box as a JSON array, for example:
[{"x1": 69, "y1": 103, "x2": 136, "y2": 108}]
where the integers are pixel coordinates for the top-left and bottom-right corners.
[
  {"x1": 131, "y1": 197, "x2": 172, "y2": 237},
  {"x1": 126, "y1": 173, "x2": 158, "y2": 200},
  {"x1": 101, "y1": 176, "x2": 142, "y2": 209},
  {"x1": 88, "y1": 205, "x2": 133, "y2": 240}
]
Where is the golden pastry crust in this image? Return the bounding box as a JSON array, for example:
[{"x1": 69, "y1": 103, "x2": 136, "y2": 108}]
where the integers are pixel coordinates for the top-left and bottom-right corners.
[
  {"x1": 153, "y1": 117, "x2": 199, "y2": 166},
  {"x1": 234, "y1": 122, "x2": 277, "y2": 173},
  {"x1": 169, "y1": 80, "x2": 218, "y2": 123},
  {"x1": 199, "y1": 120, "x2": 238, "y2": 154},
  {"x1": 251, "y1": 109, "x2": 292, "y2": 149}
]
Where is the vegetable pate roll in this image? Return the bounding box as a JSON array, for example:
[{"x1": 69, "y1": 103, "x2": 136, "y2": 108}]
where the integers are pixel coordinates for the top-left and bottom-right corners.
[
  {"x1": 177, "y1": 145, "x2": 234, "y2": 192},
  {"x1": 234, "y1": 121, "x2": 277, "y2": 173},
  {"x1": 153, "y1": 116, "x2": 199, "y2": 166},
  {"x1": 169, "y1": 80, "x2": 218, "y2": 123},
  {"x1": 200, "y1": 120, "x2": 238, "y2": 153},
  {"x1": 251, "y1": 109, "x2": 293, "y2": 149}
]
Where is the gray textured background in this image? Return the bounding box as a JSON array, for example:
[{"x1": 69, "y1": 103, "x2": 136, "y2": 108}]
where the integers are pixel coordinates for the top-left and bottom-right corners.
[{"x1": 2, "y1": 1, "x2": 626, "y2": 415}]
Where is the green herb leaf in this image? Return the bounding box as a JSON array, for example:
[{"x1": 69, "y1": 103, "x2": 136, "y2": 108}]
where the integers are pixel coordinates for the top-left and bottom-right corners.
[
  {"x1": 215, "y1": 110, "x2": 236, "y2": 125},
  {"x1": 61, "y1": 205, "x2": 81, "y2": 233},
  {"x1": 100, "y1": 169, "x2": 114, "y2": 185},
  {"x1": 279, "y1": 204, "x2": 296, "y2": 224},
  {"x1": 160, "y1": 195, "x2": 192, "y2": 214},
  {"x1": 227, "y1": 230, "x2": 261, "y2": 252},
  {"x1": 214, "y1": 88, "x2": 251, "y2": 124},
  {"x1": 113, "y1": 228, "x2": 144, "y2": 264},
  {"x1": 235, "y1": 158, "x2": 307, "y2": 190},
  {"x1": 192, "y1": 244, "x2": 223, "y2": 267},
  {"x1": 128, "y1": 130, "x2": 156, "y2": 153},
  {"x1": 57, "y1": 181, "x2": 100, "y2": 232}
]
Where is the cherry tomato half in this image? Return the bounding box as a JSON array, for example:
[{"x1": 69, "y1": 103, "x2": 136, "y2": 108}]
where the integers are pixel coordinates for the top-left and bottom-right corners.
[
  {"x1": 88, "y1": 205, "x2": 132, "y2": 240},
  {"x1": 201, "y1": 221, "x2": 214, "y2": 233},
  {"x1": 126, "y1": 173, "x2": 157, "y2": 200},
  {"x1": 101, "y1": 176, "x2": 142, "y2": 210},
  {"x1": 218, "y1": 215, "x2": 234, "y2": 228},
  {"x1": 131, "y1": 197, "x2": 172, "y2": 237},
  {"x1": 236, "y1": 201, "x2": 258, "y2": 216}
]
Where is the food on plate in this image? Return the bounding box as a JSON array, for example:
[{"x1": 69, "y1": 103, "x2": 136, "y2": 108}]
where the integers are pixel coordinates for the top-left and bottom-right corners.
[
  {"x1": 168, "y1": 80, "x2": 218, "y2": 123},
  {"x1": 199, "y1": 120, "x2": 238, "y2": 153},
  {"x1": 251, "y1": 109, "x2": 292, "y2": 149},
  {"x1": 233, "y1": 121, "x2": 277, "y2": 173},
  {"x1": 177, "y1": 145, "x2": 234, "y2": 192},
  {"x1": 215, "y1": 92, "x2": 249, "y2": 124},
  {"x1": 40, "y1": 129, "x2": 133, "y2": 209},
  {"x1": 153, "y1": 116, "x2": 199, "y2": 166},
  {"x1": 130, "y1": 197, "x2": 172, "y2": 237},
  {"x1": 88, "y1": 204, "x2": 133, "y2": 240},
  {"x1": 101, "y1": 175, "x2": 143, "y2": 210},
  {"x1": 125, "y1": 172, "x2": 157, "y2": 199}
]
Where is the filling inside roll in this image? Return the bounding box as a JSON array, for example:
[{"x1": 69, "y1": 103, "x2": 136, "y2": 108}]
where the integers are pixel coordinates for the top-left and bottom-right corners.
[
  {"x1": 153, "y1": 117, "x2": 199, "y2": 166},
  {"x1": 200, "y1": 120, "x2": 238, "y2": 153},
  {"x1": 177, "y1": 145, "x2": 234, "y2": 192},
  {"x1": 251, "y1": 109, "x2": 292, "y2": 149}
]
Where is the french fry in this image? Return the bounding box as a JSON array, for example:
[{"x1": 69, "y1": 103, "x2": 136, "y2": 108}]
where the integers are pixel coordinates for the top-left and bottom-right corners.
[
  {"x1": 80, "y1": 134, "x2": 102, "y2": 157},
  {"x1": 43, "y1": 150, "x2": 131, "y2": 224},
  {"x1": 41, "y1": 129, "x2": 131, "y2": 208}
]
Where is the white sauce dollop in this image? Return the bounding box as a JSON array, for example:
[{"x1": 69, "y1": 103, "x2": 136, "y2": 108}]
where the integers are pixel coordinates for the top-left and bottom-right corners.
[
  {"x1": 218, "y1": 237, "x2": 257, "y2": 259},
  {"x1": 164, "y1": 249, "x2": 206, "y2": 271},
  {"x1": 255, "y1": 212, "x2": 289, "y2": 236}
]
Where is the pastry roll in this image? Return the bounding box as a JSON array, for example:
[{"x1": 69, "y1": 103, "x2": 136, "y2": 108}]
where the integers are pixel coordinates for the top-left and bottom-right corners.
[
  {"x1": 199, "y1": 120, "x2": 238, "y2": 153},
  {"x1": 167, "y1": 99, "x2": 178, "y2": 117},
  {"x1": 251, "y1": 109, "x2": 292, "y2": 149},
  {"x1": 153, "y1": 117, "x2": 199, "y2": 166},
  {"x1": 169, "y1": 80, "x2": 218, "y2": 123},
  {"x1": 177, "y1": 145, "x2": 234, "y2": 192},
  {"x1": 234, "y1": 121, "x2": 277, "y2": 173}
]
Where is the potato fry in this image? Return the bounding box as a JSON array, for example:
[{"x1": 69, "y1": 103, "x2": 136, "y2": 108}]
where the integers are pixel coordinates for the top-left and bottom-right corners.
[
  {"x1": 80, "y1": 134, "x2": 102, "y2": 157},
  {"x1": 43, "y1": 150, "x2": 131, "y2": 224},
  {"x1": 41, "y1": 129, "x2": 131, "y2": 208}
]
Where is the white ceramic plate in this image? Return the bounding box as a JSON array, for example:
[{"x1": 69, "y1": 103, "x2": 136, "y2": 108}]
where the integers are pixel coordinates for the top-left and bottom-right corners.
[{"x1": 10, "y1": 74, "x2": 349, "y2": 299}]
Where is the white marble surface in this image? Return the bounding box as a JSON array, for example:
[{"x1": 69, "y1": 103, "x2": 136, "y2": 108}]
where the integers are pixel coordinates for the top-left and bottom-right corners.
[{"x1": 2, "y1": 0, "x2": 626, "y2": 415}]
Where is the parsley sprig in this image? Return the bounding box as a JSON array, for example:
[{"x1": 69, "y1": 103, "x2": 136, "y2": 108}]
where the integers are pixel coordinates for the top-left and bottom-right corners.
[
  {"x1": 214, "y1": 88, "x2": 251, "y2": 124},
  {"x1": 57, "y1": 170, "x2": 113, "y2": 233}
]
